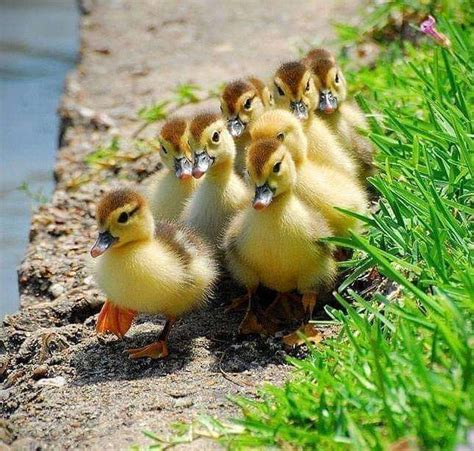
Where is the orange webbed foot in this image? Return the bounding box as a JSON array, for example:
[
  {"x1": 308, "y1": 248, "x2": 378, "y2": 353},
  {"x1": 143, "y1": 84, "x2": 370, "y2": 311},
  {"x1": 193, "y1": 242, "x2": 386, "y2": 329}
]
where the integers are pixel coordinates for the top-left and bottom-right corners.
[
  {"x1": 96, "y1": 299, "x2": 137, "y2": 338},
  {"x1": 238, "y1": 310, "x2": 265, "y2": 335},
  {"x1": 282, "y1": 323, "x2": 323, "y2": 347},
  {"x1": 126, "y1": 340, "x2": 169, "y2": 360},
  {"x1": 225, "y1": 294, "x2": 249, "y2": 313}
]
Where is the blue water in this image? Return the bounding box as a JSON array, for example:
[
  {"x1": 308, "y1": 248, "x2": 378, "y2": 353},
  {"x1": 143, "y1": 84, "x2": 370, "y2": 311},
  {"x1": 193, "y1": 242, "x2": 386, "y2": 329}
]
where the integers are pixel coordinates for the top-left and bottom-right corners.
[{"x1": 0, "y1": 0, "x2": 78, "y2": 318}]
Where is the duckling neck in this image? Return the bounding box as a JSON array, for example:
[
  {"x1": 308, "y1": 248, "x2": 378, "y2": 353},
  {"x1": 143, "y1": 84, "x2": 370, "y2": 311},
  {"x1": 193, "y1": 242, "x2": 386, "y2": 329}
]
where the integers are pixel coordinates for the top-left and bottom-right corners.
[
  {"x1": 206, "y1": 157, "x2": 234, "y2": 184},
  {"x1": 264, "y1": 190, "x2": 294, "y2": 214}
]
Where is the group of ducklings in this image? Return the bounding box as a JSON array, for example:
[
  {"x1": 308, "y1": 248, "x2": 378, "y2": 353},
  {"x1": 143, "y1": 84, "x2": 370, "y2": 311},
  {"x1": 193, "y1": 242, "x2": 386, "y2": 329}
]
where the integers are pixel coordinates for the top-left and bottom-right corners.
[{"x1": 90, "y1": 48, "x2": 374, "y2": 359}]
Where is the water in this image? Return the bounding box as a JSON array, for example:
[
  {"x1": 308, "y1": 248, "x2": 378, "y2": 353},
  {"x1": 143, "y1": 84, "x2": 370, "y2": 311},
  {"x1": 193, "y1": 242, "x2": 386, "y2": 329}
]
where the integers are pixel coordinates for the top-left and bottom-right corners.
[{"x1": 0, "y1": 0, "x2": 78, "y2": 318}]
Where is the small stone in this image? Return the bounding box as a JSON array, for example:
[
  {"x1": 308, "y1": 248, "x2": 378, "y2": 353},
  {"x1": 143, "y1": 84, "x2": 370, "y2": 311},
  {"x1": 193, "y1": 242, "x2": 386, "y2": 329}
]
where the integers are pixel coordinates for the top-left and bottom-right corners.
[
  {"x1": 37, "y1": 376, "x2": 66, "y2": 388},
  {"x1": 174, "y1": 398, "x2": 193, "y2": 409},
  {"x1": 50, "y1": 283, "x2": 65, "y2": 298},
  {"x1": 32, "y1": 365, "x2": 48, "y2": 380}
]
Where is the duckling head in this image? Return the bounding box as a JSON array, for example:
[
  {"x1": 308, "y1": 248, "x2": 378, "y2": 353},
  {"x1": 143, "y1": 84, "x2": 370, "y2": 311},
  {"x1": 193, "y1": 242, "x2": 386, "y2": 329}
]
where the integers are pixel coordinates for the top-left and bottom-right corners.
[
  {"x1": 250, "y1": 109, "x2": 308, "y2": 165},
  {"x1": 90, "y1": 189, "x2": 153, "y2": 257},
  {"x1": 189, "y1": 112, "x2": 235, "y2": 179},
  {"x1": 309, "y1": 49, "x2": 347, "y2": 115},
  {"x1": 273, "y1": 61, "x2": 317, "y2": 121},
  {"x1": 158, "y1": 117, "x2": 193, "y2": 180},
  {"x1": 246, "y1": 138, "x2": 297, "y2": 210},
  {"x1": 301, "y1": 47, "x2": 336, "y2": 68}
]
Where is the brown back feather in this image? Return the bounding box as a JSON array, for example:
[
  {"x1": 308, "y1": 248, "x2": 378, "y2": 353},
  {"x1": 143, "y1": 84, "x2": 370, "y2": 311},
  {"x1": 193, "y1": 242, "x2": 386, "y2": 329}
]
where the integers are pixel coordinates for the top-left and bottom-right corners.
[
  {"x1": 275, "y1": 61, "x2": 307, "y2": 95},
  {"x1": 160, "y1": 117, "x2": 187, "y2": 149},
  {"x1": 247, "y1": 138, "x2": 281, "y2": 177},
  {"x1": 190, "y1": 111, "x2": 221, "y2": 141},
  {"x1": 97, "y1": 189, "x2": 145, "y2": 226}
]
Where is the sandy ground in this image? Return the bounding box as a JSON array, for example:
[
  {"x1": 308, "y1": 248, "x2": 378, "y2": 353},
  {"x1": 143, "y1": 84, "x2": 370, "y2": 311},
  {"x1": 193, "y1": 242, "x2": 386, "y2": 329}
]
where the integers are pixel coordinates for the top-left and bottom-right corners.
[{"x1": 0, "y1": 0, "x2": 364, "y2": 448}]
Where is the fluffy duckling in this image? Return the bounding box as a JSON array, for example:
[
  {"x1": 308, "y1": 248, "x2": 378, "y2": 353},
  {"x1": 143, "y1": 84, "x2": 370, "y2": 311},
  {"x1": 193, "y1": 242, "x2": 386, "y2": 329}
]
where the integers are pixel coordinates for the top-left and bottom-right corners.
[
  {"x1": 306, "y1": 48, "x2": 375, "y2": 181},
  {"x1": 250, "y1": 109, "x2": 368, "y2": 237},
  {"x1": 224, "y1": 138, "x2": 336, "y2": 336},
  {"x1": 220, "y1": 77, "x2": 273, "y2": 175},
  {"x1": 181, "y1": 112, "x2": 250, "y2": 246},
  {"x1": 272, "y1": 61, "x2": 357, "y2": 178},
  {"x1": 91, "y1": 188, "x2": 218, "y2": 359},
  {"x1": 147, "y1": 117, "x2": 198, "y2": 221}
]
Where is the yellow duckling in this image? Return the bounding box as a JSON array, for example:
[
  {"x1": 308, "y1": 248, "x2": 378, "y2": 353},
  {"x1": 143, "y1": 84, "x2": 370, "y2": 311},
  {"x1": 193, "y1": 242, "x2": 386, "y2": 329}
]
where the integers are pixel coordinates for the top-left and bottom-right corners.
[
  {"x1": 250, "y1": 109, "x2": 368, "y2": 237},
  {"x1": 146, "y1": 117, "x2": 199, "y2": 221},
  {"x1": 272, "y1": 61, "x2": 357, "y2": 179},
  {"x1": 220, "y1": 77, "x2": 273, "y2": 175},
  {"x1": 181, "y1": 112, "x2": 250, "y2": 247},
  {"x1": 305, "y1": 48, "x2": 375, "y2": 181},
  {"x1": 224, "y1": 138, "x2": 336, "y2": 337},
  {"x1": 91, "y1": 188, "x2": 218, "y2": 359}
]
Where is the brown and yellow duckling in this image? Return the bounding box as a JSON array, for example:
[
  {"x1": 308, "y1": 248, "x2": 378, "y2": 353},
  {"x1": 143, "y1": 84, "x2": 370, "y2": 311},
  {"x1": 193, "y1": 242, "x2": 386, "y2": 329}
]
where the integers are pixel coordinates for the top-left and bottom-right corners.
[
  {"x1": 147, "y1": 117, "x2": 199, "y2": 221},
  {"x1": 305, "y1": 48, "x2": 375, "y2": 181},
  {"x1": 91, "y1": 188, "x2": 218, "y2": 359},
  {"x1": 220, "y1": 77, "x2": 273, "y2": 175},
  {"x1": 224, "y1": 138, "x2": 336, "y2": 340},
  {"x1": 273, "y1": 60, "x2": 358, "y2": 179},
  {"x1": 181, "y1": 112, "x2": 250, "y2": 247}
]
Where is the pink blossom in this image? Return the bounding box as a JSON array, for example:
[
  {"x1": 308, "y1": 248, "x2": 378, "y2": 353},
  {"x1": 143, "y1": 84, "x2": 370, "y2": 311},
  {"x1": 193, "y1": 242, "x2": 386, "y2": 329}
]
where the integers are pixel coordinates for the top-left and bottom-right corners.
[{"x1": 420, "y1": 15, "x2": 451, "y2": 47}]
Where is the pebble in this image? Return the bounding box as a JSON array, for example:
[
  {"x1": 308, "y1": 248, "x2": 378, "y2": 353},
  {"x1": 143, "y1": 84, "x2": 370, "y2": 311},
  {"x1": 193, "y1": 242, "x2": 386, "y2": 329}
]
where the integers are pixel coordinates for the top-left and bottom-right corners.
[
  {"x1": 174, "y1": 398, "x2": 194, "y2": 409},
  {"x1": 32, "y1": 365, "x2": 49, "y2": 380},
  {"x1": 50, "y1": 283, "x2": 65, "y2": 298},
  {"x1": 37, "y1": 376, "x2": 66, "y2": 388}
]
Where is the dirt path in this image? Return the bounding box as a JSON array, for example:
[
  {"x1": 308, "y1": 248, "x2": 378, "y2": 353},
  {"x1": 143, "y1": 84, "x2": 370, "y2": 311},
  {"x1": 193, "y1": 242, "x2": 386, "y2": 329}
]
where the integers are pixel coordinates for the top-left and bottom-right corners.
[{"x1": 0, "y1": 1, "x2": 362, "y2": 448}]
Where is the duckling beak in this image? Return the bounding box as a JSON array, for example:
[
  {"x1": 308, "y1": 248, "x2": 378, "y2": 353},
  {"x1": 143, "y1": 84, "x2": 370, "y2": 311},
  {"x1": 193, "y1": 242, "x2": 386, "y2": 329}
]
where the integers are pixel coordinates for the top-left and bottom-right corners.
[
  {"x1": 192, "y1": 151, "x2": 214, "y2": 179},
  {"x1": 174, "y1": 157, "x2": 193, "y2": 180},
  {"x1": 290, "y1": 100, "x2": 308, "y2": 120},
  {"x1": 319, "y1": 90, "x2": 337, "y2": 114},
  {"x1": 253, "y1": 183, "x2": 274, "y2": 210},
  {"x1": 90, "y1": 231, "x2": 117, "y2": 258},
  {"x1": 227, "y1": 117, "x2": 245, "y2": 137}
]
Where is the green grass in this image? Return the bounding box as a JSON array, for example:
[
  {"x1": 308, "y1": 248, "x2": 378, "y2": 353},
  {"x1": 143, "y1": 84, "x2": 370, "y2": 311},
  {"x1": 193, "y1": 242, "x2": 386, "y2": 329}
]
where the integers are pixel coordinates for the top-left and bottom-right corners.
[{"x1": 142, "y1": 5, "x2": 473, "y2": 450}]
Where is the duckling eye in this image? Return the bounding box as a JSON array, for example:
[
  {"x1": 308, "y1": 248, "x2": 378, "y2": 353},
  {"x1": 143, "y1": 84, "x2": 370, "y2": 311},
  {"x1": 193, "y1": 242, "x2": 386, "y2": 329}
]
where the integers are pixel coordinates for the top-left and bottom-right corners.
[
  {"x1": 275, "y1": 83, "x2": 285, "y2": 96},
  {"x1": 220, "y1": 104, "x2": 224, "y2": 113},
  {"x1": 161, "y1": 145, "x2": 167, "y2": 154},
  {"x1": 211, "y1": 131, "x2": 220, "y2": 143},
  {"x1": 118, "y1": 212, "x2": 129, "y2": 224},
  {"x1": 305, "y1": 79, "x2": 311, "y2": 92},
  {"x1": 335, "y1": 73, "x2": 340, "y2": 84},
  {"x1": 276, "y1": 132, "x2": 285, "y2": 141},
  {"x1": 273, "y1": 161, "x2": 282, "y2": 173},
  {"x1": 244, "y1": 98, "x2": 252, "y2": 110}
]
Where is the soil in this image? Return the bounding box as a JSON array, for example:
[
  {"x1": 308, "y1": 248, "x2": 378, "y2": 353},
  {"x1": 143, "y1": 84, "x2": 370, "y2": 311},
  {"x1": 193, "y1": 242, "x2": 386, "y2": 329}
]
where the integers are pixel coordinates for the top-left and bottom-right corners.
[{"x1": 0, "y1": 0, "x2": 364, "y2": 448}]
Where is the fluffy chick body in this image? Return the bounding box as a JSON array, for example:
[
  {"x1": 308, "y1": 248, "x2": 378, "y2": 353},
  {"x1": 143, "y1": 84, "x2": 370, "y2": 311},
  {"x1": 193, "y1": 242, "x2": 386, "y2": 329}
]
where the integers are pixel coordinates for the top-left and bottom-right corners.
[
  {"x1": 147, "y1": 117, "x2": 199, "y2": 221},
  {"x1": 182, "y1": 112, "x2": 250, "y2": 246}
]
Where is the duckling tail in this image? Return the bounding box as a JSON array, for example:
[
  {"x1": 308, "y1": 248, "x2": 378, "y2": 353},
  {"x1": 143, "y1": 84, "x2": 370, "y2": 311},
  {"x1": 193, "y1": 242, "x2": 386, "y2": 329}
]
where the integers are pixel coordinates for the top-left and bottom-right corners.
[{"x1": 96, "y1": 299, "x2": 137, "y2": 338}]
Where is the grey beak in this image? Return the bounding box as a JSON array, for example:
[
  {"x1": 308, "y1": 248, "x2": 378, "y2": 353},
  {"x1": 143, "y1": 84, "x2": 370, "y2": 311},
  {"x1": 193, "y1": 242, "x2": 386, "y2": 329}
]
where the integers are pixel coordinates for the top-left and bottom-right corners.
[
  {"x1": 319, "y1": 90, "x2": 338, "y2": 114},
  {"x1": 90, "y1": 231, "x2": 117, "y2": 258},
  {"x1": 192, "y1": 151, "x2": 214, "y2": 179},
  {"x1": 174, "y1": 157, "x2": 193, "y2": 180},
  {"x1": 227, "y1": 117, "x2": 245, "y2": 137},
  {"x1": 290, "y1": 100, "x2": 308, "y2": 120},
  {"x1": 253, "y1": 183, "x2": 274, "y2": 210}
]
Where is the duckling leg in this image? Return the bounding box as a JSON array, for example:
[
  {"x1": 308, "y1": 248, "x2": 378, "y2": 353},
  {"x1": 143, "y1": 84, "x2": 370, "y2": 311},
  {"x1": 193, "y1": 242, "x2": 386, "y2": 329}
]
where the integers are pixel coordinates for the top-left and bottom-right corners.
[
  {"x1": 238, "y1": 290, "x2": 264, "y2": 335},
  {"x1": 127, "y1": 317, "x2": 176, "y2": 360},
  {"x1": 225, "y1": 293, "x2": 250, "y2": 313},
  {"x1": 96, "y1": 299, "x2": 137, "y2": 338},
  {"x1": 282, "y1": 293, "x2": 323, "y2": 347}
]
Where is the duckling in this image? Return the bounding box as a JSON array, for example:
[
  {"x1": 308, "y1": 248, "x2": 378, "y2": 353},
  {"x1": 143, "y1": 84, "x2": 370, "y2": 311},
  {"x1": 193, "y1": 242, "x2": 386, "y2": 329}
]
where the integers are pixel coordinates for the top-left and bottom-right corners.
[
  {"x1": 224, "y1": 138, "x2": 336, "y2": 337},
  {"x1": 181, "y1": 112, "x2": 250, "y2": 247},
  {"x1": 305, "y1": 48, "x2": 375, "y2": 181},
  {"x1": 91, "y1": 188, "x2": 218, "y2": 359},
  {"x1": 220, "y1": 77, "x2": 273, "y2": 175},
  {"x1": 272, "y1": 61, "x2": 357, "y2": 178},
  {"x1": 146, "y1": 117, "x2": 198, "y2": 221},
  {"x1": 250, "y1": 109, "x2": 367, "y2": 237}
]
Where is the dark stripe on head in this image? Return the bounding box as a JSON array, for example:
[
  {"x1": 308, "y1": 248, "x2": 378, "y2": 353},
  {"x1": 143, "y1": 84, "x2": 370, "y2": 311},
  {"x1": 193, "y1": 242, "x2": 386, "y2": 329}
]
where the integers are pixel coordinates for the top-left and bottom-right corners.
[
  {"x1": 310, "y1": 58, "x2": 336, "y2": 87},
  {"x1": 160, "y1": 117, "x2": 187, "y2": 150},
  {"x1": 97, "y1": 188, "x2": 145, "y2": 226},
  {"x1": 247, "y1": 138, "x2": 281, "y2": 177},
  {"x1": 190, "y1": 111, "x2": 221, "y2": 141},
  {"x1": 275, "y1": 61, "x2": 308, "y2": 96}
]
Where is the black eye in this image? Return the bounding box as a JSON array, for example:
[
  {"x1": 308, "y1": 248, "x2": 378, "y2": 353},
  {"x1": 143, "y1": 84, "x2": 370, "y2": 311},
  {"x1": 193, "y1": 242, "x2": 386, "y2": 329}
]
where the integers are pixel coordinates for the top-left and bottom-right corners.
[
  {"x1": 161, "y1": 145, "x2": 167, "y2": 154},
  {"x1": 335, "y1": 73, "x2": 340, "y2": 84},
  {"x1": 306, "y1": 79, "x2": 311, "y2": 91},
  {"x1": 275, "y1": 83, "x2": 284, "y2": 96},
  {"x1": 212, "y1": 131, "x2": 220, "y2": 143},
  {"x1": 220, "y1": 104, "x2": 224, "y2": 113},
  {"x1": 118, "y1": 212, "x2": 129, "y2": 223},
  {"x1": 273, "y1": 162, "x2": 282, "y2": 173},
  {"x1": 244, "y1": 98, "x2": 252, "y2": 110},
  {"x1": 276, "y1": 132, "x2": 285, "y2": 141}
]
